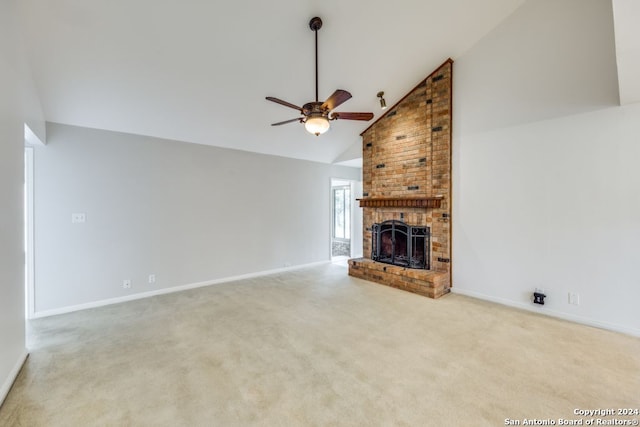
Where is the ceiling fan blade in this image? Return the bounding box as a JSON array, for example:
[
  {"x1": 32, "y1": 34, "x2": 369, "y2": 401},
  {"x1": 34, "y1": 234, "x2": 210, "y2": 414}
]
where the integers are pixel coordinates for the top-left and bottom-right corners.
[
  {"x1": 331, "y1": 112, "x2": 374, "y2": 121},
  {"x1": 266, "y1": 97, "x2": 303, "y2": 112},
  {"x1": 321, "y1": 90, "x2": 352, "y2": 111},
  {"x1": 271, "y1": 118, "x2": 303, "y2": 126}
]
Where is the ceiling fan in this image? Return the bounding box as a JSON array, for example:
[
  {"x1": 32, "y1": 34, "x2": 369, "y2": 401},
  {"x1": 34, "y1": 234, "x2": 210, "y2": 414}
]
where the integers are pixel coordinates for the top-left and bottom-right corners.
[{"x1": 266, "y1": 17, "x2": 374, "y2": 136}]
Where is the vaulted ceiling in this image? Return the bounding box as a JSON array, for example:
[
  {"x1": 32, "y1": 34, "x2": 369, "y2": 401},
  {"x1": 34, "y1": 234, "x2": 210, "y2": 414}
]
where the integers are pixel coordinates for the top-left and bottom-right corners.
[{"x1": 17, "y1": 0, "x2": 638, "y2": 165}]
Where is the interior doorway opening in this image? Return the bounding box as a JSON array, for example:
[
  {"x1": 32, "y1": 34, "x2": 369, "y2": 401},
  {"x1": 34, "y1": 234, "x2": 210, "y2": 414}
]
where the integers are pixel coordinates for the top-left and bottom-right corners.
[{"x1": 330, "y1": 178, "x2": 362, "y2": 263}]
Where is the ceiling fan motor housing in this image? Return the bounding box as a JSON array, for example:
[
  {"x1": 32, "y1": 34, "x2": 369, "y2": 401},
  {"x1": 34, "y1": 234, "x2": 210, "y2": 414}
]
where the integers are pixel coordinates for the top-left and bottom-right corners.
[{"x1": 303, "y1": 102, "x2": 328, "y2": 117}]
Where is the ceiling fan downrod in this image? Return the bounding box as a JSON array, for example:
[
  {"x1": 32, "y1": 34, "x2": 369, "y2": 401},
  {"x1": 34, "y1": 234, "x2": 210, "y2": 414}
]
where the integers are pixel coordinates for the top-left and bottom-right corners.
[{"x1": 309, "y1": 17, "x2": 322, "y2": 103}]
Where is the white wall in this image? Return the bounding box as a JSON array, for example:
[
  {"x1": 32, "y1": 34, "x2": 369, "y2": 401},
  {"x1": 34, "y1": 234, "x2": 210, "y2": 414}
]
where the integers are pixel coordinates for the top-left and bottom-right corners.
[
  {"x1": 0, "y1": 0, "x2": 45, "y2": 404},
  {"x1": 454, "y1": 0, "x2": 640, "y2": 335},
  {"x1": 351, "y1": 180, "x2": 364, "y2": 258},
  {"x1": 33, "y1": 123, "x2": 360, "y2": 314},
  {"x1": 456, "y1": 0, "x2": 619, "y2": 135},
  {"x1": 612, "y1": 0, "x2": 640, "y2": 105}
]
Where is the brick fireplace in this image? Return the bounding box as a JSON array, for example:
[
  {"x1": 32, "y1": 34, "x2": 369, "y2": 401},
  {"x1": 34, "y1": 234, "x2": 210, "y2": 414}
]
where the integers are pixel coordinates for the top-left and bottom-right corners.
[{"x1": 349, "y1": 59, "x2": 452, "y2": 299}]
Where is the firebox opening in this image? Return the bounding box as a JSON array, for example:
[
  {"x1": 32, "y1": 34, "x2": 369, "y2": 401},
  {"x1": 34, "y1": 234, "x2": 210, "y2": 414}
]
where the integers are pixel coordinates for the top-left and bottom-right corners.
[{"x1": 372, "y1": 220, "x2": 430, "y2": 270}]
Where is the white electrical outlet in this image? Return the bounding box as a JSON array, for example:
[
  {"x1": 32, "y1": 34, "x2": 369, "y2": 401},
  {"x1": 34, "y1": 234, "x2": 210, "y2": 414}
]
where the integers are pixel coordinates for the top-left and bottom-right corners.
[
  {"x1": 148, "y1": 274, "x2": 156, "y2": 284},
  {"x1": 122, "y1": 279, "x2": 131, "y2": 289},
  {"x1": 569, "y1": 292, "x2": 580, "y2": 305},
  {"x1": 71, "y1": 213, "x2": 86, "y2": 223}
]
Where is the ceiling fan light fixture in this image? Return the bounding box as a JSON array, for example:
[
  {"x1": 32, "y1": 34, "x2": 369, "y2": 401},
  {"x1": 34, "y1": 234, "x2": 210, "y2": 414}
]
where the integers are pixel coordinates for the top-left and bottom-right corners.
[{"x1": 305, "y1": 115, "x2": 330, "y2": 136}]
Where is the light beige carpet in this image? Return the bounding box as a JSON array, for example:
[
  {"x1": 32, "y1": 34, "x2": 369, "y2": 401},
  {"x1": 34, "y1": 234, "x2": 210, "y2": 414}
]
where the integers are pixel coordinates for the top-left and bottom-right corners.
[{"x1": 1, "y1": 263, "x2": 638, "y2": 426}]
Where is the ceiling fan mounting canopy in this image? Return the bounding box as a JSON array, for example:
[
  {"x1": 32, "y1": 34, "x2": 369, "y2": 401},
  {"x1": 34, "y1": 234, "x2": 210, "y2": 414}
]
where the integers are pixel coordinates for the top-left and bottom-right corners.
[
  {"x1": 265, "y1": 16, "x2": 373, "y2": 136},
  {"x1": 309, "y1": 16, "x2": 323, "y2": 31}
]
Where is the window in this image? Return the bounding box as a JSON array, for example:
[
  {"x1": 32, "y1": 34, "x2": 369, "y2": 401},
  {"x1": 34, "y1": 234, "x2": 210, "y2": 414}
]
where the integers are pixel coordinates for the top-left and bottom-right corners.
[{"x1": 333, "y1": 186, "x2": 350, "y2": 240}]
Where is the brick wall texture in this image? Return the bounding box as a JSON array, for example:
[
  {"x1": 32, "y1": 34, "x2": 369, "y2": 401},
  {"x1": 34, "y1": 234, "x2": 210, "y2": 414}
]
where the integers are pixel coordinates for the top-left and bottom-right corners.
[{"x1": 349, "y1": 59, "x2": 452, "y2": 298}]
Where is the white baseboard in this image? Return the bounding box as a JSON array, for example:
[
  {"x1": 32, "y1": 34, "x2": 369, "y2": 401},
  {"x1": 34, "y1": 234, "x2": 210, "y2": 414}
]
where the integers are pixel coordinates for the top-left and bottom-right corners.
[
  {"x1": 0, "y1": 350, "x2": 28, "y2": 407},
  {"x1": 32, "y1": 261, "x2": 330, "y2": 319},
  {"x1": 451, "y1": 288, "x2": 640, "y2": 337}
]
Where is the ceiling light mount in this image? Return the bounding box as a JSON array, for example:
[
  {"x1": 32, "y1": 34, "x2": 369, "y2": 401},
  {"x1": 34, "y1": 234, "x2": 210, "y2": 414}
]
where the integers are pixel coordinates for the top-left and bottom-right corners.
[
  {"x1": 309, "y1": 16, "x2": 323, "y2": 32},
  {"x1": 377, "y1": 91, "x2": 387, "y2": 110}
]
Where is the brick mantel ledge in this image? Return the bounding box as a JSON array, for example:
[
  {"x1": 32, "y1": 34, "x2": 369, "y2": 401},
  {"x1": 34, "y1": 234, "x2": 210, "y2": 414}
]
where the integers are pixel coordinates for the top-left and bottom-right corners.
[{"x1": 357, "y1": 196, "x2": 443, "y2": 209}]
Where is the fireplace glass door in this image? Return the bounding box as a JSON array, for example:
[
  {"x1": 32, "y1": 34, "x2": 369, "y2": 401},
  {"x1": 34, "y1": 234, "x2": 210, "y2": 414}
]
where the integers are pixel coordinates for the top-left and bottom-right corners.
[{"x1": 372, "y1": 220, "x2": 429, "y2": 269}]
